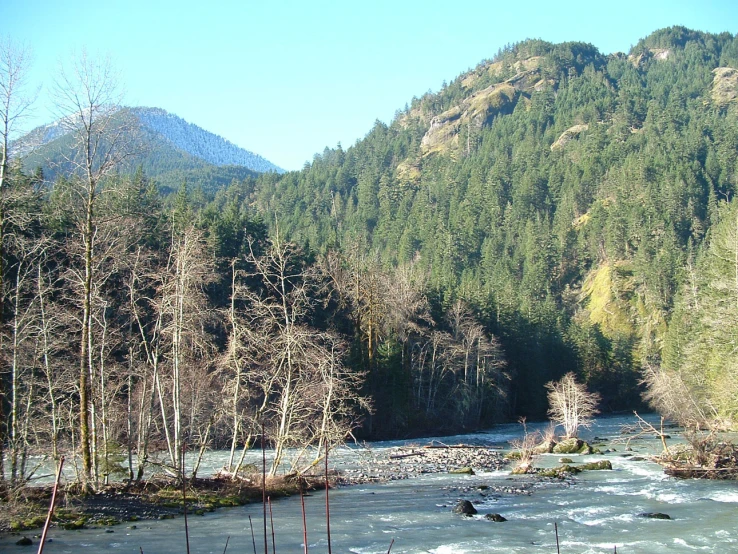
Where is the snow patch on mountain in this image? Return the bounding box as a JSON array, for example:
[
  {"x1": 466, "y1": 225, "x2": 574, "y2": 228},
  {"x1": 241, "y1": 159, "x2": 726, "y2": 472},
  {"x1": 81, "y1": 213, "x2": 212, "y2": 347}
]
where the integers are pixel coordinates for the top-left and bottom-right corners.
[{"x1": 131, "y1": 107, "x2": 283, "y2": 173}]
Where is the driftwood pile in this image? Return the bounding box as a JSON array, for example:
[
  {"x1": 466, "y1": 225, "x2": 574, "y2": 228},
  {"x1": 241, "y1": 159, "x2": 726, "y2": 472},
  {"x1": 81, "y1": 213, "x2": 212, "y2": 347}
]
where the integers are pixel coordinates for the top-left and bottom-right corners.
[{"x1": 659, "y1": 431, "x2": 738, "y2": 480}]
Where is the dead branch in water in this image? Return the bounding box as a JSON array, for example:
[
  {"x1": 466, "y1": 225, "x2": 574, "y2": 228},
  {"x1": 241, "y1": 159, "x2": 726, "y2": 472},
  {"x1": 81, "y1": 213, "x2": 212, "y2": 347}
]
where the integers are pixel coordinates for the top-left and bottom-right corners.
[
  {"x1": 389, "y1": 451, "x2": 426, "y2": 459},
  {"x1": 616, "y1": 412, "x2": 670, "y2": 454}
]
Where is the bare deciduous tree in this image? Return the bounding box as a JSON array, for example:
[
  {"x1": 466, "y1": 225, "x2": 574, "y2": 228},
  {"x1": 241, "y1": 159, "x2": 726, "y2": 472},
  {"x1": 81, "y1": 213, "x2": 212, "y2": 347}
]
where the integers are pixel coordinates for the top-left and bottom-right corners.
[
  {"x1": 52, "y1": 50, "x2": 141, "y2": 487},
  {"x1": 641, "y1": 364, "x2": 715, "y2": 429},
  {"x1": 157, "y1": 225, "x2": 214, "y2": 473},
  {"x1": 243, "y1": 237, "x2": 368, "y2": 476},
  {"x1": 0, "y1": 37, "x2": 36, "y2": 493},
  {"x1": 546, "y1": 372, "x2": 600, "y2": 438}
]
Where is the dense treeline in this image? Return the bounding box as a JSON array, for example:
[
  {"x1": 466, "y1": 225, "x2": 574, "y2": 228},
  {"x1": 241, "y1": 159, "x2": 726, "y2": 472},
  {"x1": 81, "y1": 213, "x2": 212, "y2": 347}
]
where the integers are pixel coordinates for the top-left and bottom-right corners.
[{"x1": 0, "y1": 160, "x2": 508, "y2": 489}]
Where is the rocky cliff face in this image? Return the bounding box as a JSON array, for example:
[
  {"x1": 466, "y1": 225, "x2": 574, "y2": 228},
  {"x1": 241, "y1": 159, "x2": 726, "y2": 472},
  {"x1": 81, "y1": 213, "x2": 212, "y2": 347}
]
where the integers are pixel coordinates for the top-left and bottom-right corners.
[
  {"x1": 420, "y1": 71, "x2": 540, "y2": 156},
  {"x1": 551, "y1": 124, "x2": 589, "y2": 151},
  {"x1": 711, "y1": 67, "x2": 738, "y2": 108}
]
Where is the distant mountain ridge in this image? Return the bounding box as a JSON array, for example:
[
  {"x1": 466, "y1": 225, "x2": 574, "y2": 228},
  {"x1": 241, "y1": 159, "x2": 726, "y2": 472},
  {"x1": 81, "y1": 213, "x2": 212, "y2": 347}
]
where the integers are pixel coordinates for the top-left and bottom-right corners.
[
  {"x1": 129, "y1": 107, "x2": 283, "y2": 173},
  {"x1": 13, "y1": 106, "x2": 283, "y2": 193}
]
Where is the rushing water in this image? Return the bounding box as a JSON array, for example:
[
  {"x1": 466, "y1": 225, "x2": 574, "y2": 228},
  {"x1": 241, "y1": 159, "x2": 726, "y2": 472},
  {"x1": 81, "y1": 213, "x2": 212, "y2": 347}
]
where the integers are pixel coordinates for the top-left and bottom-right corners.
[{"x1": 4, "y1": 414, "x2": 738, "y2": 553}]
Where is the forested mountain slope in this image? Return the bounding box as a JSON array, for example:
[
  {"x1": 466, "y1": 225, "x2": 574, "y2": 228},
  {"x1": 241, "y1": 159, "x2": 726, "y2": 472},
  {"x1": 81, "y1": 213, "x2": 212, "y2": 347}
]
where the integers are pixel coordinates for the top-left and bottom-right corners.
[
  {"x1": 14, "y1": 106, "x2": 282, "y2": 193},
  {"x1": 239, "y1": 27, "x2": 738, "y2": 419}
]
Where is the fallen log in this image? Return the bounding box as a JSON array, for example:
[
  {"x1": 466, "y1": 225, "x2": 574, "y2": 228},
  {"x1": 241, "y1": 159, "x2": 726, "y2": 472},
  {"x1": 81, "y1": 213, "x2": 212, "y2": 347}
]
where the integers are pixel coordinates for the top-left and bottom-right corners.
[
  {"x1": 389, "y1": 452, "x2": 426, "y2": 460},
  {"x1": 423, "y1": 444, "x2": 502, "y2": 450}
]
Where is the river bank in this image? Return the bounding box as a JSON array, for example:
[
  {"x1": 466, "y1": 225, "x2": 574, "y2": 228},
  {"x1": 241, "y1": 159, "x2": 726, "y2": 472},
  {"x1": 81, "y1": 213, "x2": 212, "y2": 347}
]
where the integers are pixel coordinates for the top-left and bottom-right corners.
[{"x1": 0, "y1": 442, "x2": 511, "y2": 543}]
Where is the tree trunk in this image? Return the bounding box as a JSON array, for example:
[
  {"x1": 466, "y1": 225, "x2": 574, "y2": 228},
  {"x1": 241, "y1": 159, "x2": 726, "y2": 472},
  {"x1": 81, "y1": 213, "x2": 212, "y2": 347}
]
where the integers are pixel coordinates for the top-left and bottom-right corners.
[{"x1": 79, "y1": 188, "x2": 94, "y2": 488}]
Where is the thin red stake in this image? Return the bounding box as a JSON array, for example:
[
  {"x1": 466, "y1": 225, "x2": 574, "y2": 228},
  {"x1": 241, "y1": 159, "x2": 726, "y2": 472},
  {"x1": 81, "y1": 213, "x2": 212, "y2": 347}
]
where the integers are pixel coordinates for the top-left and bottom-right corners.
[
  {"x1": 325, "y1": 440, "x2": 332, "y2": 554},
  {"x1": 182, "y1": 443, "x2": 190, "y2": 554},
  {"x1": 262, "y1": 423, "x2": 267, "y2": 554},
  {"x1": 268, "y1": 496, "x2": 276, "y2": 554},
  {"x1": 300, "y1": 481, "x2": 308, "y2": 554},
  {"x1": 249, "y1": 515, "x2": 257, "y2": 554},
  {"x1": 37, "y1": 456, "x2": 64, "y2": 554}
]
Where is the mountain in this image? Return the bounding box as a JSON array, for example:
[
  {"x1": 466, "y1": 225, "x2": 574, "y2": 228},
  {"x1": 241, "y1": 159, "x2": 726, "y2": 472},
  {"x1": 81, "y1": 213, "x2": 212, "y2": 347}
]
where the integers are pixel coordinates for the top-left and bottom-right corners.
[
  {"x1": 234, "y1": 26, "x2": 738, "y2": 419},
  {"x1": 13, "y1": 106, "x2": 283, "y2": 193},
  {"x1": 130, "y1": 107, "x2": 282, "y2": 172}
]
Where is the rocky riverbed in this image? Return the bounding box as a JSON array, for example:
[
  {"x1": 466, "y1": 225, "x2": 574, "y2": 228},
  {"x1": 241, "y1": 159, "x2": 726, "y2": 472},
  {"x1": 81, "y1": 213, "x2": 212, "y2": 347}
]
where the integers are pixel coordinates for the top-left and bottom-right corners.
[{"x1": 339, "y1": 443, "x2": 510, "y2": 484}]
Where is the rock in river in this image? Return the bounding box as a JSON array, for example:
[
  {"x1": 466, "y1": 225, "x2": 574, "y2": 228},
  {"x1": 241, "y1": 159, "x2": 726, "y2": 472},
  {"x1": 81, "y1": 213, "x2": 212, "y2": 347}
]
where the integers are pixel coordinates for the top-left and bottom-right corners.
[
  {"x1": 453, "y1": 499, "x2": 478, "y2": 516},
  {"x1": 638, "y1": 512, "x2": 671, "y2": 520}
]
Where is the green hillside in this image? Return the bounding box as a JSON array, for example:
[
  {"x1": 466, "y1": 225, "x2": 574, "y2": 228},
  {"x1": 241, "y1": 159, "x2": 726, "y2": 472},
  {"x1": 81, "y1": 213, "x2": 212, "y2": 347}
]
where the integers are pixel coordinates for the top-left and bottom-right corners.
[{"x1": 233, "y1": 26, "x2": 738, "y2": 420}]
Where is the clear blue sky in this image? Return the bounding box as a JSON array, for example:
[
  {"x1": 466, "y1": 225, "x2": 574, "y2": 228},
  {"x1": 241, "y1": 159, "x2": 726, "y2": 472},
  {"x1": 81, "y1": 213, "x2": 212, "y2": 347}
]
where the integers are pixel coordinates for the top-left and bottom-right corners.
[{"x1": 4, "y1": 0, "x2": 738, "y2": 170}]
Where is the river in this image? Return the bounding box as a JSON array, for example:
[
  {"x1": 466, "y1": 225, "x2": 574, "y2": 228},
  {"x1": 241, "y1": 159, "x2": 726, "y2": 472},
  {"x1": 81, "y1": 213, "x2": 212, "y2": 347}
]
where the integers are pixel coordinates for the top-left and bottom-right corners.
[{"x1": 3, "y1": 414, "x2": 738, "y2": 553}]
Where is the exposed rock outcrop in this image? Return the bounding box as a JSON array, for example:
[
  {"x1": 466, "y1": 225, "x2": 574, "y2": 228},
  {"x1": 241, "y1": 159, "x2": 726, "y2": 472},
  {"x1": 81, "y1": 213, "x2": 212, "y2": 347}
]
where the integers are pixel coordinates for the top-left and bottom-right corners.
[
  {"x1": 628, "y1": 48, "x2": 671, "y2": 68},
  {"x1": 421, "y1": 83, "x2": 517, "y2": 155},
  {"x1": 711, "y1": 67, "x2": 738, "y2": 108},
  {"x1": 551, "y1": 124, "x2": 589, "y2": 151},
  {"x1": 395, "y1": 160, "x2": 421, "y2": 186}
]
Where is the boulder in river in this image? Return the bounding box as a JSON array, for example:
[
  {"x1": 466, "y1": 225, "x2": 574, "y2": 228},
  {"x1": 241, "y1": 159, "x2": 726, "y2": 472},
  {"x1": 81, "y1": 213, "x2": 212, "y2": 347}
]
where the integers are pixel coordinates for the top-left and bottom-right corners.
[
  {"x1": 579, "y1": 460, "x2": 612, "y2": 470},
  {"x1": 449, "y1": 467, "x2": 475, "y2": 475},
  {"x1": 553, "y1": 438, "x2": 593, "y2": 454},
  {"x1": 452, "y1": 499, "x2": 478, "y2": 515},
  {"x1": 16, "y1": 536, "x2": 33, "y2": 546},
  {"x1": 533, "y1": 439, "x2": 556, "y2": 454},
  {"x1": 638, "y1": 512, "x2": 671, "y2": 520},
  {"x1": 485, "y1": 513, "x2": 507, "y2": 522},
  {"x1": 511, "y1": 462, "x2": 534, "y2": 474}
]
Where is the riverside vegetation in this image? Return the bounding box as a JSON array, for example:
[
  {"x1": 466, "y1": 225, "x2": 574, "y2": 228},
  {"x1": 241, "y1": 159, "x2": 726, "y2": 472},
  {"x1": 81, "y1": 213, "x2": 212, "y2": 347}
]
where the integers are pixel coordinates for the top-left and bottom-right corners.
[{"x1": 3, "y1": 25, "x2": 738, "y2": 535}]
